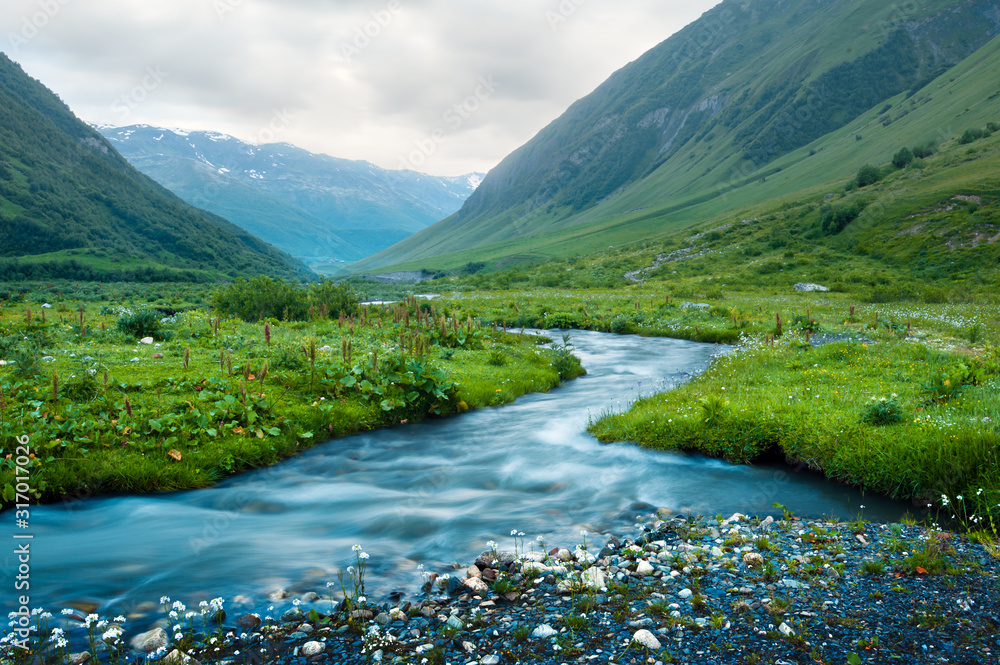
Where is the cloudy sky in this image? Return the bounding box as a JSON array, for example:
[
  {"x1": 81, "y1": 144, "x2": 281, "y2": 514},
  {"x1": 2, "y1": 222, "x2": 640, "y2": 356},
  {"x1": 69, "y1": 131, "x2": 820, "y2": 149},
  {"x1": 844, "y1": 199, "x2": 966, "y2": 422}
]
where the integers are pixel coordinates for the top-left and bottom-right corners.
[{"x1": 2, "y1": 0, "x2": 721, "y2": 176}]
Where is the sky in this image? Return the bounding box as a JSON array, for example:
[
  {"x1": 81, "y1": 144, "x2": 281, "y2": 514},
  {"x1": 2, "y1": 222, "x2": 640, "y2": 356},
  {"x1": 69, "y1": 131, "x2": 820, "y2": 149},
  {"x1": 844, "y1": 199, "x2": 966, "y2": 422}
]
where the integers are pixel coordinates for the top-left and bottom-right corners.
[{"x1": 1, "y1": 0, "x2": 722, "y2": 176}]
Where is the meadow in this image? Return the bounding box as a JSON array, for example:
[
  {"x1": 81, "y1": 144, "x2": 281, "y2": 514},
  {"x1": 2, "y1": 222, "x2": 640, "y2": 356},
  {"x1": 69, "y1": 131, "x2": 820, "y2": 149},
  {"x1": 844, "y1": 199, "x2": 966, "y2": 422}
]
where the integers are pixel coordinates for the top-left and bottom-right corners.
[
  {"x1": 435, "y1": 284, "x2": 1000, "y2": 533},
  {"x1": 0, "y1": 280, "x2": 583, "y2": 508}
]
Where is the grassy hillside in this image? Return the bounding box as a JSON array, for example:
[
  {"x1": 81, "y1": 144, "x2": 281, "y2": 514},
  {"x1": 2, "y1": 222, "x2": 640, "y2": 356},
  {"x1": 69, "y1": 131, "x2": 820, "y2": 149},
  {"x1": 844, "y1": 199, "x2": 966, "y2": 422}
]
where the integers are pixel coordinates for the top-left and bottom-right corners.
[
  {"x1": 354, "y1": 0, "x2": 1000, "y2": 272},
  {"x1": 0, "y1": 55, "x2": 312, "y2": 282}
]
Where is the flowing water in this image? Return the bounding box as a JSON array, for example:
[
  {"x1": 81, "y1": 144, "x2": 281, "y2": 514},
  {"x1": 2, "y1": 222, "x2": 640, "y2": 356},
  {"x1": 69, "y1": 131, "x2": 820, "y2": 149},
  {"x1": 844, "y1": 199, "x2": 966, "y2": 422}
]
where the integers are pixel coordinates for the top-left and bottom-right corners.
[{"x1": 28, "y1": 331, "x2": 907, "y2": 617}]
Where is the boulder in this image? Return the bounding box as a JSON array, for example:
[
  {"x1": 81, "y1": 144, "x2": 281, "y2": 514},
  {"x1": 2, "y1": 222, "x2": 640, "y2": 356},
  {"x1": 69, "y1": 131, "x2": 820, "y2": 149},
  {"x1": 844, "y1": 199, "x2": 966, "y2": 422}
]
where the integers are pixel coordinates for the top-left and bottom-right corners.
[
  {"x1": 793, "y1": 283, "x2": 830, "y2": 292},
  {"x1": 635, "y1": 560, "x2": 655, "y2": 576},
  {"x1": 681, "y1": 302, "x2": 711, "y2": 310},
  {"x1": 463, "y1": 577, "x2": 489, "y2": 595},
  {"x1": 130, "y1": 628, "x2": 168, "y2": 654}
]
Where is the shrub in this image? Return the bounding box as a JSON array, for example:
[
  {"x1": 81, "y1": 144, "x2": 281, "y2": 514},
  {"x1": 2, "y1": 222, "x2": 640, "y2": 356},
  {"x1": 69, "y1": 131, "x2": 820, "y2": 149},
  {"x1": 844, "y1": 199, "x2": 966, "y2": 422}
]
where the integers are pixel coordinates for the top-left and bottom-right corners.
[
  {"x1": 988, "y1": 122, "x2": 999, "y2": 133},
  {"x1": 116, "y1": 309, "x2": 164, "y2": 340},
  {"x1": 308, "y1": 280, "x2": 358, "y2": 318},
  {"x1": 212, "y1": 276, "x2": 308, "y2": 322},
  {"x1": 892, "y1": 147, "x2": 914, "y2": 169},
  {"x1": 860, "y1": 396, "x2": 904, "y2": 426},
  {"x1": 959, "y1": 128, "x2": 988, "y2": 145},
  {"x1": 855, "y1": 165, "x2": 882, "y2": 188},
  {"x1": 912, "y1": 142, "x2": 936, "y2": 159},
  {"x1": 820, "y1": 202, "x2": 865, "y2": 235}
]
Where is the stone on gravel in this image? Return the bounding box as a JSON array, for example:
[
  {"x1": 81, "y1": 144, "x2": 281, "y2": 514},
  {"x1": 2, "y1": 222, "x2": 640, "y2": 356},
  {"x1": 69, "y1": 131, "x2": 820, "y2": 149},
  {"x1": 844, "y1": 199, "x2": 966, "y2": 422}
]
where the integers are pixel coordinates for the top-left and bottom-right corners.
[
  {"x1": 236, "y1": 613, "x2": 261, "y2": 630},
  {"x1": 162, "y1": 650, "x2": 200, "y2": 665},
  {"x1": 632, "y1": 629, "x2": 661, "y2": 650},
  {"x1": 581, "y1": 566, "x2": 607, "y2": 590},
  {"x1": 446, "y1": 615, "x2": 464, "y2": 630},
  {"x1": 282, "y1": 607, "x2": 304, "y2": 622},
  {"x1": 481, "y1": 655, "x2": 501, "y2": 665},
  {"x1": 636, "y1": 560, "x2": 655, "y2": 576},
  {"x1": 301, "y1": 641, "x2": 325, "y2": 657},
  {"x1": 130, "y1": 628, "x2": 168, "y2": 653},
  {"x1": 531, "y1": 624, "x2": 558, "y2": 638},
  {"x1": 68, "y1": 653, "x2": 91, "y2": 665},
  {"x1": 678, "y1": 588, "x2": 693, "y2": 599},
  {"x1": 779, "y1": 622, "x2": 795, "y2": 637},
  {"x1": 463, "y1": 576, "x2": 489, "y2": 595}
]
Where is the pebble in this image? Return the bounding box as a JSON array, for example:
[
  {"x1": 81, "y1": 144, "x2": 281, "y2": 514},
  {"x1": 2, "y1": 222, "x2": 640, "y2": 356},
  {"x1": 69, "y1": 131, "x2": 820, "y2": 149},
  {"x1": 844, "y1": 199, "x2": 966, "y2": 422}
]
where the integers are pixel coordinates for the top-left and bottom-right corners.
[
  {"x1": 531, "y1": 624, "x2": 557, "y2": 638},
  {"x1": 632, "y1": 629, "x2": 661, "y2": 650},
  {"x1": 301, "y1": 641, "x2": 325, "y2": 656}
]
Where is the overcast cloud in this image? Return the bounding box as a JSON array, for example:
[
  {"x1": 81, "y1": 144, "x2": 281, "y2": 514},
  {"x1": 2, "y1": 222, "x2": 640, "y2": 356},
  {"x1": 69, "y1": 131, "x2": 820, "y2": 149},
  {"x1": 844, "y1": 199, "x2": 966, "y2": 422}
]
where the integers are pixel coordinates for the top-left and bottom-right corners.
[{"x1": 2, "y1": 0, "x2": 721, "y2": 176}]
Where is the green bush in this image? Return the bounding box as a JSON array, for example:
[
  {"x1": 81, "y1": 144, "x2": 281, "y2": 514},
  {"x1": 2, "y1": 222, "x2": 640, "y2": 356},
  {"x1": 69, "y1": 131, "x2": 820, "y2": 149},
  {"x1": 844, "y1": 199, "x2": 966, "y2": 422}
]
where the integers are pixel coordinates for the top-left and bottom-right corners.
[
  {"x1": 860, "y1": 396, "x2": 904, "y2": 426},
  {"x1": 854, "y1": 165, "x2": 882, "y2": 188},
  {"x1": 116, "y1": 309, "x2": 164, "y2": 340},
  {"x1": 959, "y1": 128, "x2": 988, "y2": 145},
  {"x1": 912, "y1": 142, "x2": 936, "y2": 159},
  {"x1": 212, "y1": 276, "x2": 308, "y2": 322},
  {"x1": 892, "y1": 147, "x2": 914, "y2": 169},
  {"x1": 820, "y1": 202, "x2": 865, "y2": 235},
  {"x1": 308, "y1": 280, "x2": 359, "y2": 318}
]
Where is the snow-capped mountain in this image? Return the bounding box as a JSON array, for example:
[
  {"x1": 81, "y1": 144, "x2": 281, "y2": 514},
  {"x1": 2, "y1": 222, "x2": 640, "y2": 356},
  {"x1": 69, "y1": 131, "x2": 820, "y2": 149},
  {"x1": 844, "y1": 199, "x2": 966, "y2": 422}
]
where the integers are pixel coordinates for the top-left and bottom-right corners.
[{"x1": 97, "y1": 124, "x2": 484, "y2": 265}]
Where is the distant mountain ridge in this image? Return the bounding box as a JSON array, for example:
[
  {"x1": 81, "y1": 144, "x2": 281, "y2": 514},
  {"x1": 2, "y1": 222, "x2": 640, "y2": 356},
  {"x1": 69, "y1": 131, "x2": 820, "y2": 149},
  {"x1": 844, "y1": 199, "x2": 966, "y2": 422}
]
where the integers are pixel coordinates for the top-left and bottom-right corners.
[
  {"x1": 0, "y1": 54, "x2": 310, "y2": 282},
  {"x1": 97, "y1": 124, "x2": 484, "y2": 266},
  {"x1": 354, "y1": 0, "x2": 1000, "y2": 271}
]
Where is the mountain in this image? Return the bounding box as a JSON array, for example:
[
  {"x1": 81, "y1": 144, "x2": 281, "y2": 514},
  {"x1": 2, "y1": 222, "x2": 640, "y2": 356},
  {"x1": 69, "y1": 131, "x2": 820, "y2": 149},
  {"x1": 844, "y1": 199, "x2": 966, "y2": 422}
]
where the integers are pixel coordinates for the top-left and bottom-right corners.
[
  {"x1": 354, "y1": 0, "x2": 1000, "y2": 272},
  {"x1": 97, "y1": 125, "x2": 484, "y2": 267},
  {"x1": 0, "y1": 54, "x2": 311, "y2": 283}
]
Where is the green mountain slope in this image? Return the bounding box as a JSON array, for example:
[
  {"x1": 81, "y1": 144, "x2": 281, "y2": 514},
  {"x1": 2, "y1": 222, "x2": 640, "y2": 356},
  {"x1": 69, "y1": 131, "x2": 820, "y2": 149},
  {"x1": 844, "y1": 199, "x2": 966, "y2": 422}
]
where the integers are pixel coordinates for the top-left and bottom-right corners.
[
  {"x1": 0, "y1": 55, "x2": 312, "y2": 282},
  {"x1": 354, "y1": 0, "x2": 1000, "y2": 272}
]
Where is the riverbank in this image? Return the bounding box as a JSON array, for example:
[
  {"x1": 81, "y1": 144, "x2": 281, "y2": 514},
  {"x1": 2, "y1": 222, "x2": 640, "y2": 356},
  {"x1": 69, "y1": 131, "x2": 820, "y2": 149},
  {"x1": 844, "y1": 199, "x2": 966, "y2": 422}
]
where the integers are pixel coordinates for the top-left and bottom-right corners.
[
  {"x1": 6, "y1": 510, "x2": 998, "y2": 664},
  {"x1": 0, "y1": 296, "x2": 583, "y2": 509}
]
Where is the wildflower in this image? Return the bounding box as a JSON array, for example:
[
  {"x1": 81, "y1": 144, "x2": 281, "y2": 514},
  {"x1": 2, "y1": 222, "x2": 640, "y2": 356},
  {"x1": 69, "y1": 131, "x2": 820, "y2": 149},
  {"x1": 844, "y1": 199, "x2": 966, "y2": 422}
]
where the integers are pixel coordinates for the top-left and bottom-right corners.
[
  {"x1": 487, "y1": 540, "x2": 497, "y2": 549},
  {"x1": 61, "y1": 609, "x2": 74, "y2": 616},
  {"x1": 359, "y1": 552, "x2": 370, "y2": 560},
  {"x1": 510, "y1": 530, "x2": 517, "y2": 536},
  {"x1": 160, "y1": 596, "x2": 170, "y2": 605},
  {"x1": 85, "y1": 614, "x2": 99, "y2": 627},
  {"x1": 114, "y1": 615, "x2": 126, "y2": 623},
  {"x1": 175, "y1": 632, "x2": 184, "y2": 640},
  {"x1": 352, "y1": 544, "x2": 363, "y2": 552},
  {"x1": 358, "y1": 596, "x2": 367, "y2": 604}
]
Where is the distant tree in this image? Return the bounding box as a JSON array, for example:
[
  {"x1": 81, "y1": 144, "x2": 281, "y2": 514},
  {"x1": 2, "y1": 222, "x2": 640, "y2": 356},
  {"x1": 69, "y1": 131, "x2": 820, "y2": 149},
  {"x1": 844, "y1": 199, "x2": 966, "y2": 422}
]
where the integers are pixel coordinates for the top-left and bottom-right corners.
[
  {"x1": 855, "y1": 165, "x2": 882, "y2": 188},
  {"x1": 912, "y1": 142, "x2": 936, "y2": 159},
  {"x1": 892, "y1": 147, "x2": 914, "y2": 169}
]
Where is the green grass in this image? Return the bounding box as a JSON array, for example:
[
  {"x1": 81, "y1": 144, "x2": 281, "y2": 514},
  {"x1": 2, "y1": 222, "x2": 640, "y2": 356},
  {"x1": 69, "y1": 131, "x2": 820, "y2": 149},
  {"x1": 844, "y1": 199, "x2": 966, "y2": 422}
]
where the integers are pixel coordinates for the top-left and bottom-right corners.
[{"x1": 0, "y1": 291, "x2": 583, "y2": 508}]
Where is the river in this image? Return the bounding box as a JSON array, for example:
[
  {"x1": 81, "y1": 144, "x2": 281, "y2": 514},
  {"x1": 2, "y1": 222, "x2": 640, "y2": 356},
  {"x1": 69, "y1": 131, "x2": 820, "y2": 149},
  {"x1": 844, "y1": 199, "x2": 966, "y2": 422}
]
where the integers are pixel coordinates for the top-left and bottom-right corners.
[{"x1": 28, "y1": 330, "x2": 905, "y2": 618}]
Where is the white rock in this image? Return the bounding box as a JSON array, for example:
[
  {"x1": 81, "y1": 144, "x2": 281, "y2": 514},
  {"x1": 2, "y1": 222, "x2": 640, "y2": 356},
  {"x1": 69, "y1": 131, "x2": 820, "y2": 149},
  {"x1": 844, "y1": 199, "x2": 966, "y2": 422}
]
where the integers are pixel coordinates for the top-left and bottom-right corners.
[
  {"x1": 632, "y1": 629, "x2": 661, "y2": 650},
  {"x1": 711, "y1": 547, "x2": 724, "y2": 557},
  {"x1": 678, "y1": 588, "x2": 693, "y2": 599},
  {"x1": 779, "y1": 622, "x2": 795, "y2": 637},
  {"x1": 520, "y1": 561, "x2": 550, "y2": 575},
  {"x1": 140, "y1": 337, "x2": 154, "y2": 344},
  {"x1": 574, "y1": 549, "x2": 596, "y2": 565},
  {"x1": 446, "y1": 615, "x2": 464, "y2": 630},
  {"x1": 42, "y1": 303, "x2": 52, "y2": 308},
  {"x1": 521, "y1": 551, "x2": 547, "y2": 563},
  {"x1": 301, "y1": 640, "x2": 325, "y2": 656},
  {"x1": 531, "y1": 624, "x2": 558, "y2": 639},
  {"x1": 635, "y1": 560, "x2": 655, "y2": 576},
  {"x1": 462, "y1": 641, "x2": 476, "y2": 653},
  {"x1": 481, "y1": 655, "x2": 501, "y2": 665},
  {"x1": 793, "y1": 283, "x2": 830, "y2": 292},
  {"x1": 130, "y1": 627, "x2": 168, "y2": 653},
  {"x1": 161, "y1": 650, "x2": 200, "y2": 665},
  {"x1": 580, "y1": 566, "x2": 606, "y2": 590},
  {"x1": 463, "y1": 577, "x2": 489, "y2": 595}
]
